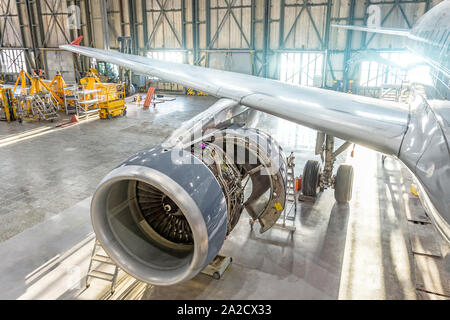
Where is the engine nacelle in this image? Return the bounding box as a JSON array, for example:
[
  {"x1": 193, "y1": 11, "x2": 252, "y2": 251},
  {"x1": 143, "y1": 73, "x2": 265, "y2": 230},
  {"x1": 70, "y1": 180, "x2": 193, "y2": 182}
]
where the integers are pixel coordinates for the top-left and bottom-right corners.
[
  {"x1": 90, "y1": 102, "x2": 287, "y2": 286},
  {"x1": 91, "y1": 147, "x2": 228, "y2": 286}
]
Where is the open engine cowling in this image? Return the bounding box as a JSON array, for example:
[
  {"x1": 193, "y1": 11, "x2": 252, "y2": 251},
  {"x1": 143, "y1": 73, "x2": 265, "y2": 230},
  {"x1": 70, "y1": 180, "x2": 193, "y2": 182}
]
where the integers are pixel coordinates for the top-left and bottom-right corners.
[{"x1": 91, "y1": 105, "x2": 287, "y2": 286}]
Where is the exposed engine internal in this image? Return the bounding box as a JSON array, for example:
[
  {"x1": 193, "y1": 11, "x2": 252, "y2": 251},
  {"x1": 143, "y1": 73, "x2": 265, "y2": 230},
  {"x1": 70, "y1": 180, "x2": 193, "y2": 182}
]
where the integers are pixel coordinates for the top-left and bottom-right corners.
[
  {"x1": 134, "y1": 181, "x2": 194, "y2": 246},
  {"x1": 90, "y1": 99, "x2": 287, "y2": 286}
]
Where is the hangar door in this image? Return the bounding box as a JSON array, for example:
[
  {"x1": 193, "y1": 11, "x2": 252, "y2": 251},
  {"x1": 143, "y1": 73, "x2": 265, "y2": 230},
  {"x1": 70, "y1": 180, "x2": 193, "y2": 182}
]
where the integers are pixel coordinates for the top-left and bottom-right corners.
[{"x1": 207, "y1": 52, "x2": 254, "y2": 75}]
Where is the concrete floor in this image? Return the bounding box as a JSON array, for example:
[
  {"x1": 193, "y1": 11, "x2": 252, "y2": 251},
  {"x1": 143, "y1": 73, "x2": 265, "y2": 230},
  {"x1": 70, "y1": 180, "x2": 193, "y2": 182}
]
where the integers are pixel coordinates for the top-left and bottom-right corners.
[
  {"x1": 0, "y1": 96, "x2": 214, "y2": 242},
  {"x1": 0, "y1": 95, "x2": 448, "y2": 300}
]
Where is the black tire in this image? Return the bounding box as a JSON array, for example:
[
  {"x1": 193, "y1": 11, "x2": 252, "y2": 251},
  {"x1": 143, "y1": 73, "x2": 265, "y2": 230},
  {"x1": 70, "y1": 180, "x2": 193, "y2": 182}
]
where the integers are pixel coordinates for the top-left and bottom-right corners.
[
  {"x1": 107, "y1": 114, "x2": 113, "y2": 120},
  {"x1": 122, "y1": 109, "x2": 127, "y2": 117},
  {"x1": 334, "y1": 164, "x2": 354, "y2": 203},
  {"x1": 213, "y1": 272, "x2": 221, "y2": 280},
  {"x1": 302, "y1": 160, "x2": 322, "y2": 197}
]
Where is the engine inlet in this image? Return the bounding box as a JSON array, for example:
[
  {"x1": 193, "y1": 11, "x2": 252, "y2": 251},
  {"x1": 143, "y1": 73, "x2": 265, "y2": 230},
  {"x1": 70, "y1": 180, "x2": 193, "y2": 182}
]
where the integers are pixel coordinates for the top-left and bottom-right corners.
[
  {"x1": 90, "y1": 148, "x2": 228, "y2": 286},
  {"x1": 135, "y1": 181, "x2": 193, "y2": 246}
]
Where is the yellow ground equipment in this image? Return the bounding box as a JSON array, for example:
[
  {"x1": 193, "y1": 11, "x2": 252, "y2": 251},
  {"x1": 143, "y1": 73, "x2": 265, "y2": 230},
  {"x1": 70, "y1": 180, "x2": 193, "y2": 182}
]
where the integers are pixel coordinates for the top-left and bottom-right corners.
[
  {"x1": 187, "y1": 88, "x2": 207, "y2": 96},
  {"x1": 410, "y1": 184, "x2": 419, "y2": 197},
  {"x1": 44, "y1": 72, "x2": 78, "y2": 114},
  {"x1": 80, "y1": 71, "x2": 126, "y2": 119},
  {"x1": 0, "y1": 86, "x2": 16, "y2": 122},
  {"x1": 12, "y1": 70, "x2": 62, "y2": 122}
]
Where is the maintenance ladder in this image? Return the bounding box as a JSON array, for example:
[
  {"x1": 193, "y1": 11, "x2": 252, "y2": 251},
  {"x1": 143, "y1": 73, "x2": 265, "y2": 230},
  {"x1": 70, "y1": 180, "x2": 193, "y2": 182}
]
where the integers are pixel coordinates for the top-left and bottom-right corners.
[
  {"x1": 143, "y1": 87, "x2": 156, "y2": 108},
  {"x1": 86, "y1": 240, "x2": 119, "y2": 294},
  {"x1": 286, "y1": 152, "x2": 297, "y2": 220},
  {"x1": 275, "y1": 152, "x2": 297, "y2": 231}
]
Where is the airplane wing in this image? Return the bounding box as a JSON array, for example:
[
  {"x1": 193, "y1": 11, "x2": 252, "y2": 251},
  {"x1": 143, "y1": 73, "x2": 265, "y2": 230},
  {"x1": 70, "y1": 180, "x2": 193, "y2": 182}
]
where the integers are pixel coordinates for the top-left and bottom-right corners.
[
  {"x1": 331, "y1": 24, "x2": 410, "y2": 37},
  {"x1": 60, "y1": 45, "x2": 409, "y2": 156}
]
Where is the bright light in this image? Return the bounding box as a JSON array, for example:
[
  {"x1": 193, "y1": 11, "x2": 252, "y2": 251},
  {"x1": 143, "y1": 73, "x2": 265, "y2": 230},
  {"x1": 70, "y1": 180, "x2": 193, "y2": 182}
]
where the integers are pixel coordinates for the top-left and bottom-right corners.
[
  {"x1": 147, "y1": 51, "x2": 184, "y2": 63},
  {"x1": 280, "y1": 52, "x2": 323, "y2": 87},
  {"x1": 0, "y1": 49, "x2": 27, "y2": 73},
  {"x1": 408, "y1": 65, "x2": 434, "y2": 86},
  {"x1": 359, "y1": 52, "x2": 432, "y2": 87}
]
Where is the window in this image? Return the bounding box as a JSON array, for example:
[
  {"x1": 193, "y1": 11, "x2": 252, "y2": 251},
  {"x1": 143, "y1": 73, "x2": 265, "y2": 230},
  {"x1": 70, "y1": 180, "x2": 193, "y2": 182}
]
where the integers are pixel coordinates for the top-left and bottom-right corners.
[
  {"x1": 0, "y1": 49, "x2": 26, "y2": 74},
  {"x1": 279, "y1": 52, "x2": 324, "y2": 87},
  {"x1": 146, "y1": 51, "x2": 185, "y2": 91},
  {"x1": 147, "y1": 51, "x2": 184, "y2": 63},
  {"x1": 360, "y1": 60, "x2": 388, "y2": 87},
  {"x1": 359, "y1": 52, "x2": 432, "y2": 87},
  {"x1": 97, "y1": 61, "x2": 119, "y2": 78}
]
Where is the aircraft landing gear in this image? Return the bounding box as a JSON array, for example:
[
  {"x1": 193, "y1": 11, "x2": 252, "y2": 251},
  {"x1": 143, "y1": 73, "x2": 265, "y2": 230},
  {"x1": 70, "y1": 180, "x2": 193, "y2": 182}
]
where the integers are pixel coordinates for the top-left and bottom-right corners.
[
  {"x1": 334, "y1": 164, "x2": 354, "y2": 203},
  {"x1": 302, "y1": 160, "x2": 322, "y2": 197},
  {"x1": 300, "y1": 133, "x2": 355, "y2": 204}
]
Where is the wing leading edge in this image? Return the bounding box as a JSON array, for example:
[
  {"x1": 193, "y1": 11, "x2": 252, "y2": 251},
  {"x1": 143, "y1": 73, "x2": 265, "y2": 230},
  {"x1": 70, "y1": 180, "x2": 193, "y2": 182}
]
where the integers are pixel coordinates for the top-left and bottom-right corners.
[{"x1": 61, "y1": 44, "x2": 409, "y2": 156}]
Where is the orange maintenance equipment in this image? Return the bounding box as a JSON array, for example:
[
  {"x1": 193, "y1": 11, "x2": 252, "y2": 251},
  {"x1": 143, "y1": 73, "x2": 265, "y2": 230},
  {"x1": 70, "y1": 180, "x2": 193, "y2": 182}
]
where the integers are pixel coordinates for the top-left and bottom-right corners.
[{"x1": 143, "y1": 87, "x2": 156, "y2": 108}]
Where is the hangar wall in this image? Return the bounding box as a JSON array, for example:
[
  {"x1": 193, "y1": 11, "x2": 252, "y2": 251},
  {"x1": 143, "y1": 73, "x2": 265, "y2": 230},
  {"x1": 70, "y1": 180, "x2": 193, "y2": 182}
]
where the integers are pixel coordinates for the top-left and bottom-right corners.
[{"x1": 0, "y1": 0, "x2": 444, "y2": 90}]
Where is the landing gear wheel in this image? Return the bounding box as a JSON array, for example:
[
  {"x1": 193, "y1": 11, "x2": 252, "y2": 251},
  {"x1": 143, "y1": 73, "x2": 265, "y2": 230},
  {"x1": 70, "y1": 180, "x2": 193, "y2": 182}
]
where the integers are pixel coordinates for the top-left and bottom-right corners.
[
  {"x1": 302, "y1": 160, "x2": 322, "y2": 197},
  {"x1": 334, "y1": 164, "x2": 354, "y2": 204}
]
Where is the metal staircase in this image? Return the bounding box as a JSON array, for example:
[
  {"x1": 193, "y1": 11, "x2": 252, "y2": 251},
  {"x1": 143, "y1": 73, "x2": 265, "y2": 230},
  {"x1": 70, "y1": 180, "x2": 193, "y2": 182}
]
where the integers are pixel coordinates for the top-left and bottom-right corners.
[
  {"x1": 33, "y1": 94, "x2": 59, "y2": 121},
  {"x1": 286, "y1": 152, "x2": 297, "y2": 221},
  {"x1": 16, "y1": 94, "x2": 59, "y2": 121}
]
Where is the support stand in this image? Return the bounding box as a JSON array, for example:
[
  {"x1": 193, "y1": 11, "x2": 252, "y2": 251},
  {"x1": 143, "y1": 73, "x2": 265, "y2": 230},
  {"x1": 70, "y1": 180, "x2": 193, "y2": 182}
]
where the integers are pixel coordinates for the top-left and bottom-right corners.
[{"x1": 201, "y1": 255, "x2": 232, "y2": 280}]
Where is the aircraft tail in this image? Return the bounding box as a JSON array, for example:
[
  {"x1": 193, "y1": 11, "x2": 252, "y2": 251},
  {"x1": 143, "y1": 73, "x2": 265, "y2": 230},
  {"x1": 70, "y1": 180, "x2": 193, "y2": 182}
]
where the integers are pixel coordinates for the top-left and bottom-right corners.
[
  {"x1": 331, "y1": 24, "x2": 410, "y2": 37},
  {"x1": 70, "y1": 36, "x2": 84, "y2": 46}
]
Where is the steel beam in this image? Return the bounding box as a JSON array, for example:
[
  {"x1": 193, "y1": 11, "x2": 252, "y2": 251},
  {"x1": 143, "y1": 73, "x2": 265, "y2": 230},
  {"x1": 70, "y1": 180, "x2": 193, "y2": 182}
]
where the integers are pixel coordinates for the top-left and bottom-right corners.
[
  {"x1": 128, "y1": 0, "x2": 138, "y2": 54},
  {"x1": 192, "y1": 0, "x2": 199, "y2": 64},
  {"x1": 142, "y1": 0, "x2": 148, "y2": 54},
  {"x1": 279, "y1": 0, "x2": 285, "y2": 50},
  {"x1": 322, "y1": 0, "x2": 333, "y2": 87},
  {"x1": 24, "y1": 0, "x2": 43, "y2": 69},
  {"x1": 100, "y1": 0, "x2": 110, "y2": 50},
  {"x1": 262, "y1": 0, "x2": 270, "y2": 78},
  {"x1": 206, "y1": 0, "x2": 210, "y2": 48},
  {"x1": 343, "y1": 0, "x2": 356, "y2": 92},
  {"x1": 82, "y1": 0, "x2": 93, "y2": 47},
  {"x1": 34, "y1": 0, "x2": 46, "y2": 48},
  {"x1": 14, "y1": 0, "x2": 33, "y2": 71}
]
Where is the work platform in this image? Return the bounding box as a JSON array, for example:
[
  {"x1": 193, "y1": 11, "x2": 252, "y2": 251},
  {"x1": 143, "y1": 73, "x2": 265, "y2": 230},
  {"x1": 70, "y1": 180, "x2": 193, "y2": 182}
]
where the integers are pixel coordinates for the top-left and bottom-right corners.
[{"x1": 0, "y1": 96, "x2": 449, "y2": 300}]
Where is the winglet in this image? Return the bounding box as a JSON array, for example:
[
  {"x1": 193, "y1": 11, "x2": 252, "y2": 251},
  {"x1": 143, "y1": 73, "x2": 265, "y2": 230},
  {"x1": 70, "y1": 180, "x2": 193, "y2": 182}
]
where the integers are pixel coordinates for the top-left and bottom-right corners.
[{"x1": 70, "y1": 36, "x2": 84, "y2": 46}]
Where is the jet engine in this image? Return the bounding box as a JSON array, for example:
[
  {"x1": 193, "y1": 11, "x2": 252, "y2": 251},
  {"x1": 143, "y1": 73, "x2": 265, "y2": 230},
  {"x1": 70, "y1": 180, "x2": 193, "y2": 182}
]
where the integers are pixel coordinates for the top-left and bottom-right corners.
[{"x1": 90, "y1": 100, "x2": 287, "y2": 286}]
